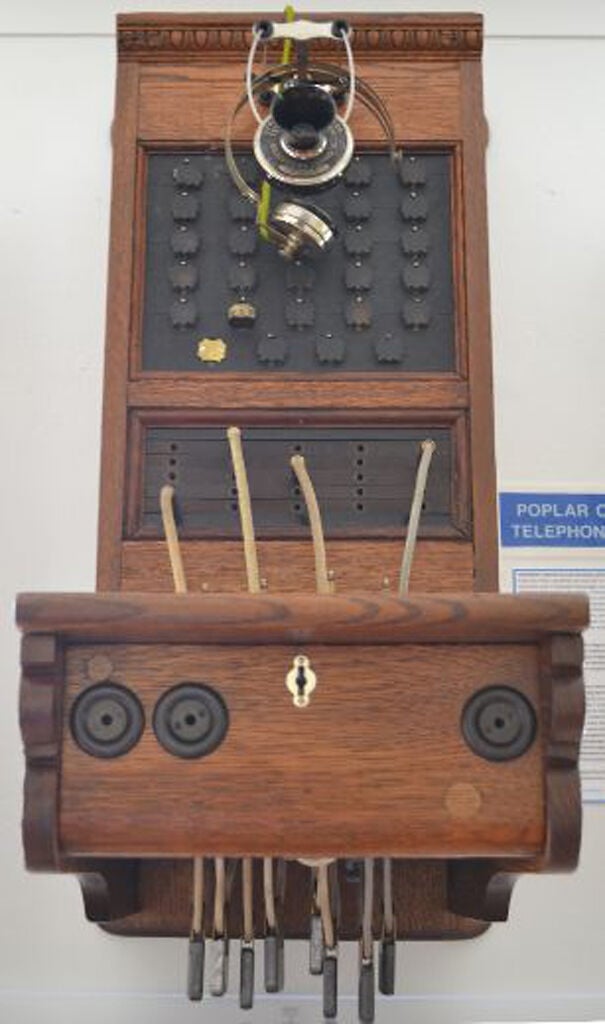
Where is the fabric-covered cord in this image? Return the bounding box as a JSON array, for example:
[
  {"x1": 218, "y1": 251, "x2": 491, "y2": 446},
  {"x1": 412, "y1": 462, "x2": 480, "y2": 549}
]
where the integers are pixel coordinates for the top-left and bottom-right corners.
[
  {"x1": 192, "y1": 856, "x2": 204, "y2": 937},
  {"x1": 382, "y1": 857, "x2": 394, "y2": 937},
  {"x1": 362, "y1": 858, "x2": 374, "y2": 960},
  {"x1": 317, "y1": 863, "x2": 335, "y2": 950},
  {"x1": 242, "y1": 858, "x2": 254, "y2": 942},
  {"x1": 160, "y1": 484, "x2": 187, "y2": 594},
  {"x1": 214, "y1": 857, "x2": 226, "y2": 937},
  {"x1": 398, "y1": 439, "x2": 436, "y2": 596},
  {"x1": 263, "y1": 858, "x2": 277, "y2": 932},
  {"x1": 227, "y1": 426, "x2": 261, "y2": 593},
  {"x1": 290, "y1": 454, "x2": 331, "y2": 594}
]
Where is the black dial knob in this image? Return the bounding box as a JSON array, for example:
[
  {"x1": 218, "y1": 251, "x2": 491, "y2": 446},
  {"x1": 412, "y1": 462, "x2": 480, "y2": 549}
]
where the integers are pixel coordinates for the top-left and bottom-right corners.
[
  {"x1": 153, "y1": 684, "x2": 229, "y2": 759},
  {"x1": 70, "y1": 684, "x2": 144, "y2": 759},
  {"x1": 462, "y1": 686, "x2": 537, "y2": 762}
]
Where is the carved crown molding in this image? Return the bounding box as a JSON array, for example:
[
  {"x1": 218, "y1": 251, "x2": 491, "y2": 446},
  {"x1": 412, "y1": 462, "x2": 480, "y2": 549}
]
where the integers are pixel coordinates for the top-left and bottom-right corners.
[{"x1": 117, "y1": 13, "x2": 483, "y2": 63}]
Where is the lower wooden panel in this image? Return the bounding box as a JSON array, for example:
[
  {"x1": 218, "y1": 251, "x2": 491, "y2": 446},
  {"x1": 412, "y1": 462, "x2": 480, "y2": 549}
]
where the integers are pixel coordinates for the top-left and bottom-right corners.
[
  {"x1": 60, "y1": 642, "x2": 544, "y2": 859},
  {"x1": 120, "y1": 538, "x2": 475, "y2": 592},
  {"x1": 20, "y1": 591, "x2": 585, "y2": 941}
]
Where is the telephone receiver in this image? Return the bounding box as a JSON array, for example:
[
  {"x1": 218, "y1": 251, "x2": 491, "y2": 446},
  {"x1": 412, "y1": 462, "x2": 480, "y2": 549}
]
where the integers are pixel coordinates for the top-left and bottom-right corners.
[{"x1": 224, "y1": 17, "x2": 400, "y2": 259}]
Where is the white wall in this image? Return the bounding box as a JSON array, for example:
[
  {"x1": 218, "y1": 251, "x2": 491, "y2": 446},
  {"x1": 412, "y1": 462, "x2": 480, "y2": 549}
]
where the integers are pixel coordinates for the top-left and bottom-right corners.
[{"x1": 1, "y1": 3, "x2": 604, "y2": 1021}]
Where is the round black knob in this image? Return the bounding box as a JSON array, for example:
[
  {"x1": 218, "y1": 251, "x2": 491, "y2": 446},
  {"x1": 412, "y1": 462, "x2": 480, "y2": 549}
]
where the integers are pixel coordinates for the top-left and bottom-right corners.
[
  {"x1": 462, "y1": 686, "x2": 536, "y2": 762},
  {"x1": 70, "y1": 683, "x2": 144, "y2": 759},
  {"x1": 153, "y1": 684, "x2": 228, "y2": 759}
]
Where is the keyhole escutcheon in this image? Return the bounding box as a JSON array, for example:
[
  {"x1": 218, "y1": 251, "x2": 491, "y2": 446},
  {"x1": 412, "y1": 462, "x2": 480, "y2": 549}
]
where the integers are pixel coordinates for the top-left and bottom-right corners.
[{"x1": 285, "y1": 654, "x2": 317, "y2": 708}]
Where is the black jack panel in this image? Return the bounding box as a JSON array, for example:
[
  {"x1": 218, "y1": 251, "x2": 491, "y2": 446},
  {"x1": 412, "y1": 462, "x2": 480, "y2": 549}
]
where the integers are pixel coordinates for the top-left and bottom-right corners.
[
  {"x1": 142, "y1": 151, "x2": 455, "y2": 374},
  {"x1": 136, "y1": 424, "x2": 464, "y2": 539}
]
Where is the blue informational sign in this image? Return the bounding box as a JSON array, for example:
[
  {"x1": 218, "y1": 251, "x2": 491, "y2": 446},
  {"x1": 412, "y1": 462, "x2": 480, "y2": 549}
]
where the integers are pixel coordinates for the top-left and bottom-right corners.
[{"x1": 499, "y1": 493, "x2": 605, "y2": 547}]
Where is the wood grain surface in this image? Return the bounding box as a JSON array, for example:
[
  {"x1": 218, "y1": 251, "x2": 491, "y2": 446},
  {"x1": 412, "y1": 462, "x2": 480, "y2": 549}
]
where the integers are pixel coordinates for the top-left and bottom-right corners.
[
  {"x1": 460, "y1": 60, "x2": 498, "y2": 588},
  {"x1": 17, "y1": 591, "x2": 590, "y2": 644},
  {"x1": 138, "y1": 62, "x2": 461, "y2": 142},
  {"x1": 96, "y1": 61, "x2": 140, "y2": 591},
  {"x1": 121, "y1": 538, "x2": 475, "y2": 594},
  {"x1": 126, "y1": 376, "x2": 469, "y2": 407},
  {"x1": 60, "y1": 641, "x2": 544, "y2": 859}
]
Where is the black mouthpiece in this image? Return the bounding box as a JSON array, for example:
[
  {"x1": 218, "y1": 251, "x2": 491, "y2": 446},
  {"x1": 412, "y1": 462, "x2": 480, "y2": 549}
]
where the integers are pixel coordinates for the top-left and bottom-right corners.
[{"x1": 272, "y1": 83, "x2": 336, "y2": 148}]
